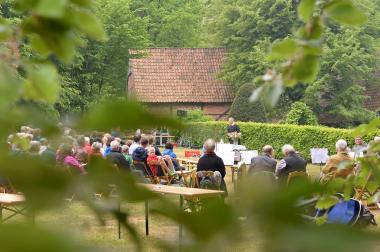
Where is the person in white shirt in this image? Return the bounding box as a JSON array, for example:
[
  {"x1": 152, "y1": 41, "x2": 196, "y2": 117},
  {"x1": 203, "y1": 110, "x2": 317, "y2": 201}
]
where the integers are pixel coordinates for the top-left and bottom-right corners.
[{"x1": 129, "y1": 135, "x2": 141, "y2": 155}]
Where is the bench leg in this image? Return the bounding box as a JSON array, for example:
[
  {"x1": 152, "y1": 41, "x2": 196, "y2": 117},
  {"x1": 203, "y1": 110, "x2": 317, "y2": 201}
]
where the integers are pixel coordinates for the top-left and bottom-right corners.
[
  {"x1": 179, "y1": 195, "x2": 184, "y2": 249},
  {"x1": 145, "y1": 200, "x2": 149, "y2": 236},
  {"x1": 118, "y1": 201, "x2": 121, "y2": 239}
]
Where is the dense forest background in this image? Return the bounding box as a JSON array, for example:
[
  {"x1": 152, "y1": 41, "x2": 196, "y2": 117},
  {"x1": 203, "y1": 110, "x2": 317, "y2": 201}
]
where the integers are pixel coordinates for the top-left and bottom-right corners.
[{"x1": 3, "y1": 0, "x2": 379, "y2": 128}]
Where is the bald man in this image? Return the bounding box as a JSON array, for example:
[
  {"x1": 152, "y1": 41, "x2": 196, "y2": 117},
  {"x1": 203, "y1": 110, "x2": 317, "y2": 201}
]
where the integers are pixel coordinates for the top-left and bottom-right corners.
[{"x1": 249, "y1": 145, "x2": 277, "y2": 173}]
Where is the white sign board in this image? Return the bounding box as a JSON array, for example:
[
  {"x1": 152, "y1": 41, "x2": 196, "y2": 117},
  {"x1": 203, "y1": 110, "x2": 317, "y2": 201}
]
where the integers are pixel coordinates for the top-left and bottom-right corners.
[
  {"x1": 240, "y1": 150, "x2": 259, "y2": 165},
  {"x1": 216, "y1": 151, "x2": 234, "y2": 166},
  {"x1": 215, "y1": 144, "x2": 247, "y2": 166},
  {"x1": 310, "y1": 148, "x2": 329, "y2": 164}
]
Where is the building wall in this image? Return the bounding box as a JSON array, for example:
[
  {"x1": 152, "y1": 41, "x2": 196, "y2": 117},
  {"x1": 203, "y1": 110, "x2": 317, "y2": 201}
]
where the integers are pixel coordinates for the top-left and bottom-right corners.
[{"x1": 145, "y1": 103, "x2": 231, "y2": 121}]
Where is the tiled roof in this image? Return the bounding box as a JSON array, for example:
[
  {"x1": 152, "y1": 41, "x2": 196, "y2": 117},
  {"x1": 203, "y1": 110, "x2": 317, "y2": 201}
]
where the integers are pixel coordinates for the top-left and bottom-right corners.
[
  {"x1": 364, "y1": 86, "x2": 380, "y2": 111},
  {"x1": 128, "y1": 48, "x2": 234, "y2": 103}
]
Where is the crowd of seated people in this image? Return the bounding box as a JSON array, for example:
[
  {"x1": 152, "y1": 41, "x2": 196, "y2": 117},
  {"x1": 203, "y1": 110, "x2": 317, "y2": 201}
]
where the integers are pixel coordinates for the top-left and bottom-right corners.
[
  {"x1": 6, "y1": 125, "x2": 380, "y2": 195},
  {"x1": 5, "y1": 126, "x2": 182, "y2": 184},
  {"x1": 248, "y1": 136, "x2": 380, "y2": 185}
]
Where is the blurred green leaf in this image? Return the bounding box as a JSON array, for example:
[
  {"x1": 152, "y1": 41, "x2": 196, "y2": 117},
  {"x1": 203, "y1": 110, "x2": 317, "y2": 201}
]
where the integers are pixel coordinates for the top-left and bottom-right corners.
[
  {"x1": 0, "y1": 63, "x2": 22, "y2": 111},
  {"x1": 29, "y1": 35, "x2": 51, "y2": 57},
  {"x1": 269, "y1": 38, "x2": 298, "y2": 60},
  {"x1": 23, "y1": 63, "x2": 60, "y2": 104},
  {"x1": 151, "y1": 198, "x2": 236, "y2": 241},
  {"x1": 76, "y1": 99, "x2": 182, "y2": 131},
  {"x1": 68, "y1": 8, "x2": 106, "y2": 40},
  {"x1": 352, "y1": 118, "x2": 380, "y2": 136},
  {"x1": 325, "y1": 0, "x2": 367, "y2": 26},
  {"x1": 366, "y1": 181, "x2": 378, "y2": 194},
  {"x1": 316, "y1": 195, "x2": 339, "y2": 209},
  {"x1": 85, "y1": 157, "x2": 158, "y2": 202},
  {"x1": 35, "y1": 0, "x2": 67, "y2": 18},
  {"x1": 0, "y1": 155, "x2": 71, "y2": 211},
  {"x1": 298, "y1": 0, "x2": 316, "y2": 22},
  {"x1": 0, "y1": 20, "x2": 12, "y2": 41},
  {"x1": 70, "y1": 0, "x2": 92, "y2": 6},
  {"x1": 298, "y1": 17, "x2": 323, "y2": 40},
  {"x1": 264, "y1": 224, "x2": 380, "y2": 252},
  {"x1": 0, "y1": 224, "x2": 92, "y2": 251},
  {"x1": 21, "y1": 17, "x2": 79, "y2": 62},
  {"x1": 291, "y1": 55, "x2": 320, "y2": 84}
]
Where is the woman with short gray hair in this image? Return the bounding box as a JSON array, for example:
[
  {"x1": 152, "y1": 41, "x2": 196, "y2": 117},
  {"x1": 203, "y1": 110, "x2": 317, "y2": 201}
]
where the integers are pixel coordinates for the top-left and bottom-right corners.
[{"x1": 196, "y1": 139, "x2": 227, "y2": 194}]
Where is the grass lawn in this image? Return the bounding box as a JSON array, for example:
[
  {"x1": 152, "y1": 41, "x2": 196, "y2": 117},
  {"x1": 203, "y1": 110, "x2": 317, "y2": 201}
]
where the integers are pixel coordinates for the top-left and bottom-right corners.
[{"x1": 0, "y1": 147, "x2": 355, "y2": 251}]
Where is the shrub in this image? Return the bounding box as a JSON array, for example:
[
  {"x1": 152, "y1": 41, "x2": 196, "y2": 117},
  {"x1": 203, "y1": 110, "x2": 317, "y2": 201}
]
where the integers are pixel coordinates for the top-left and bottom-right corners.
[
  {"x1": 181, "y1": 110, "x2": 213, "y2": 123},
  {"x1": 181, "y1": 121, "x2": 379, "y2": 160},
  {"x1": 229, "y1": 83, "x2": 267, "y2": 122},
  {"x1": 285, "y1": 102, "x2": 318, "y2": 126}
]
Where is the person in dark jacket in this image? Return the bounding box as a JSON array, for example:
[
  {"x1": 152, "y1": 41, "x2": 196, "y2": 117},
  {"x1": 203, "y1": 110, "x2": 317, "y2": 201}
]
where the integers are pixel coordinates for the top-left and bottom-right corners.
[
  {"x1": 275, "y1": 144, "x2": 307, "y2": 182},
  {"x1": 106, "y1": 140, "x2": 130, "y2": 172},
  {"x1": 250, "y1": 145, "x2": 277, "y2": 173},
  {"x1": 227, "y1": 117, "x2": 241, "y2": 144},
  {"x1": 197, "y1": 139, "x2": 227, "y2": 194},
  {"x1": 132, "y1": 137, "x2": 151, "y2": 175}
]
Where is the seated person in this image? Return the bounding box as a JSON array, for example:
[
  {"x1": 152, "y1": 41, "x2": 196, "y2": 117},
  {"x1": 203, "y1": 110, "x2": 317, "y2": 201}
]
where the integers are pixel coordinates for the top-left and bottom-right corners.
[
  {"x1": 56, "y1": 143, "x2": 86, "y2": 175},
  {"x1": 129, "y1": 135, "x2": 141, "y2": 155},
  {"x1": 162, "y1": 142, "x2": 183, "y2": 170},
  {"x1": 101, "y1": 133, "x2": 113, "y2": 157},
  {"x1": 197, "y1": 139, "x2": 227, "y2": 193},
  {"x1": 121, "y1": 145, "x2": 134, "y2": 168},
  {"x1": 275, "y1": 145, "x2": 307, "y2": 182},
  {"x1": 39, "y1": 138, "x2": 56, "y2": 165},
  {"x1": 28, "y1": 141, "x2": 41, "y2": 156},
  {"x1": 321, "y1": 139, "x2": 354, "y2": 183},
  {"x1": 132, "y1": 137, "x2": 150, "y2": 175},
  {"x1": 91, "y1": 142, "x2": 104, "y2": 158},
  {"x1": 147, "y1": 147, "x2": 176, "y2": 177},
  {"x1": 75, "y1": 135, "x2": 89, "y2": 164},
  {"x1": 106, "y1": 141, "x2": 131, "y2": 172},
  {"x1": 148, "y1": 135, "x2": 161, "y2": 156},
  {"x1": 249, "y1": 145, "x2": 277, "y2": 174}
]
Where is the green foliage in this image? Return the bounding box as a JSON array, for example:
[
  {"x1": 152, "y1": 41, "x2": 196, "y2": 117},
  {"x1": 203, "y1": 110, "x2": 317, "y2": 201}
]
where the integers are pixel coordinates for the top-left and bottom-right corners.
[
  {"x1": 285, "y1": 101, "x2": 318, "y2": 126},
  {"x1": 207, "y1": 0, "x2": 378, "y2": 127},
  {"x1": 1, "y1": 0, "x2": 380, "y2": 251},
  {"x1": 180, "y1": 110, "x2": 213, "y2": 123},
  {"x1": 181, "y1": 121, "x2": 380, "y2": 160},
  {"x1": 206, "y1": 0, "x2": 297, "y2": 91},
  {"x1": 229, "y1": 83, "x2": 267, "y2": 122},
  {"x1": 130, "y1": 0, "x2": 203, "y2": 47},
  {"x1": 304, "y1": 26, "x2": 378, "y2": 127},
  {"x1": 58, "y1": 0, "x2": 151, "y2": 114}
]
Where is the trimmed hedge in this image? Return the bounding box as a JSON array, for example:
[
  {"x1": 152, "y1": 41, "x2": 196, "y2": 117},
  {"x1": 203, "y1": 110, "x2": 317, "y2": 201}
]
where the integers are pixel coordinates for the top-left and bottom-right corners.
[{"x1": 181, "y1": 122, "x2": 378, "y2": 161}]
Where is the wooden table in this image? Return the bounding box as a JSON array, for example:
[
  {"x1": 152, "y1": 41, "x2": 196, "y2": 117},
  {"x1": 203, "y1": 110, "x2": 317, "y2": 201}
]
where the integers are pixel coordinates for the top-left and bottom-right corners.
[
  {"x1": 0, "y1": 193, "x2": 30, "y2": 223},
  {"x1": 141, "y1": 184, "x2": 224, "y2": 247}
]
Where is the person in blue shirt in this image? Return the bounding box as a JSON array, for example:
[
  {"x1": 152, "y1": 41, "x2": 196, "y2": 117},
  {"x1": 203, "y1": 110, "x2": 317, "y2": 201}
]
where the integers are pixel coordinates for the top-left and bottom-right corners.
[{"x1": 162, "y1": 142, "x2": 181, "y2": 170}]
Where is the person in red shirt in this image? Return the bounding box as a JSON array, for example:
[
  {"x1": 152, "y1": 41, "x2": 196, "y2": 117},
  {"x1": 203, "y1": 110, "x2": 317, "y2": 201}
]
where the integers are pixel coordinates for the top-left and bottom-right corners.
[
  {"x1": 147, "y1": 147, "x2": 159, "y2": 176},
  {"x1": 84, "y1": 137, "x2": 92, "y2": 154},
  {"x1": 147, "y1": 147, "x2": 176, "y2": 177}
]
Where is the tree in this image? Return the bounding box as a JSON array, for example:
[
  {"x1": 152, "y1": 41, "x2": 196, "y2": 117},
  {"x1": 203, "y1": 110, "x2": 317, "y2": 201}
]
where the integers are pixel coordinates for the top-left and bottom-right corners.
[
  {"x1": 229, "y1": 83, "x2": 267, "y2": 122},
  {"x1": 304, "y1": 27, "x2": 377, "y2": 127},
  {"x1": 208, "y1": 0, "x2": 380, "y2": 126},
  {"x1": 130, "y1": 0, "x2": 203, "y2": 47},
  {"x1": 285, "y1": 101, "x2": 318, "y2": 125},
  {"x1": 206, "y1": 0, "x2": 298, "y2": 91},
  {"x1": 181, "y1": 110, "x2": 214, "y2": 123},
  {"x1": 57, "y1": 0, "x2": 151, "y2": 114}
]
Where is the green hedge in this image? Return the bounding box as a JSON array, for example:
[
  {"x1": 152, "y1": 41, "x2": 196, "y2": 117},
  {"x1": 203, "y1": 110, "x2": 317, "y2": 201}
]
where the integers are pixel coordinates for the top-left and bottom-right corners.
[{"x1": 181, "y1": 122, "x2": 378, "y2": 161}]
